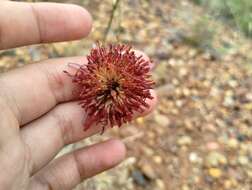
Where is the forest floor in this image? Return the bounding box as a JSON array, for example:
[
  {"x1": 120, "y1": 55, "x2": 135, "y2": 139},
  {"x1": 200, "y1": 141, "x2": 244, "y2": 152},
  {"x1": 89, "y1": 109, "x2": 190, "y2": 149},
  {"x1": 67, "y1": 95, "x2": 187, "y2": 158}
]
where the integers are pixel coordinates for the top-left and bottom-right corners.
[{"x1": 1, "y1": 0, "x2": 252, "y2": 189}]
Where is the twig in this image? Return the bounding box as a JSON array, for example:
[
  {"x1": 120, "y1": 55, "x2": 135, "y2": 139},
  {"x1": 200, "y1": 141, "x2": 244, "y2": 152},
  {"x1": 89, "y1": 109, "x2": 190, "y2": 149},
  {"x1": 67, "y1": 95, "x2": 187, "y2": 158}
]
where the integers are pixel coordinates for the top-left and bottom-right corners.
[
  {"x1": 103, "y1": 0, "x2": 121, "y2": 42},
  {"x1": 122, "y1": 132, "x2": 144, "y2": 143}
]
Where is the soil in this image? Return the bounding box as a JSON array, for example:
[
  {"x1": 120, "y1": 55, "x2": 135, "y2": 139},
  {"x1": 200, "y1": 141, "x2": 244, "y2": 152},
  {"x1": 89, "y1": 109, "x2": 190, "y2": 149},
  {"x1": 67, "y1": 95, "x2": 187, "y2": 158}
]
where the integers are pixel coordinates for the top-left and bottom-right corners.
[{"x1": 1, "y1": 0, "x2": 252, "y2": 189}]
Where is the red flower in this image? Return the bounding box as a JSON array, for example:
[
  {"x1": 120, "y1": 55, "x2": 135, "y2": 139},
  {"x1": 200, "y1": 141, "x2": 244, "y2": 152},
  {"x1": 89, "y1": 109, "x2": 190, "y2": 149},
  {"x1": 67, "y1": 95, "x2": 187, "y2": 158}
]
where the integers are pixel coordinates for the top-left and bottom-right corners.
[{"x1": 64, "y1": 43, "x2": 154, "y2": 133}]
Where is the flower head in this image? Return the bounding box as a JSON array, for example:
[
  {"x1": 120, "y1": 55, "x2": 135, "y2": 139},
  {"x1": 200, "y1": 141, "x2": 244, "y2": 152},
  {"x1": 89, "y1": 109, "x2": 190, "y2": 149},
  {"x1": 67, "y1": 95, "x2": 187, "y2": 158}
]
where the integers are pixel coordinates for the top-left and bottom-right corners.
[{"x1": 65, "y1": 43, "x2": 154, "y2": 133}]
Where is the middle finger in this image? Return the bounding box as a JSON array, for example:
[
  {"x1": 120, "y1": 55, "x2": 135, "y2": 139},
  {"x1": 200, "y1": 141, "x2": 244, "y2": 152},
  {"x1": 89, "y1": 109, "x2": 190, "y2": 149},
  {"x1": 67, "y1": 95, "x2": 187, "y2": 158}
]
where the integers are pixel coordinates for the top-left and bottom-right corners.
[{"x1": 21, "y1": 91, "x2": 156, "y2": 175}]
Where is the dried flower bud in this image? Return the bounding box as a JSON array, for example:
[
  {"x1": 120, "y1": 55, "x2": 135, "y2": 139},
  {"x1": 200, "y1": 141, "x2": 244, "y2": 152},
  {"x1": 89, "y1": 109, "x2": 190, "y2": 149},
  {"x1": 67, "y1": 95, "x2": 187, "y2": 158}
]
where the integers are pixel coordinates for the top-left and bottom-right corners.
[{"x1": 64, "y1": 43, "x2": 154, "y2": 133}]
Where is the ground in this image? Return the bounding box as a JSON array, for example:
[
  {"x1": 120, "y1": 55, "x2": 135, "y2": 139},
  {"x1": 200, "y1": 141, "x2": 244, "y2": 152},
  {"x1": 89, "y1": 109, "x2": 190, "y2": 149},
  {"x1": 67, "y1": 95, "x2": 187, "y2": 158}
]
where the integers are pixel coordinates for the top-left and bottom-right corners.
[{"x1": 1, "y1": 0, "x2": 252, "y2": 189}]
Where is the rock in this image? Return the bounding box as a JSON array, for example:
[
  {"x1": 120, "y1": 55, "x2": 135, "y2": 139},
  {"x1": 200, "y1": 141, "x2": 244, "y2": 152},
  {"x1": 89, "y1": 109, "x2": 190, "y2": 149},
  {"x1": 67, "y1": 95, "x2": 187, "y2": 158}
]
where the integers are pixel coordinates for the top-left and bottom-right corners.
[
  {"x1": 157, "y1": 84, "x2": 175, "y2": 97},
  {"x1": 226, "y1": 138, "x2": 239, "y2": 149},
  {"x1": 246, "y1": 93, "x2": 252, "y2": 101},
  {"x1": 153, "y1": 155, "x2": 163, "y2": 164},
  {"x1": 216, "y1": 119, "x2": 227, "y2": 128},
  {"x1": 183, "y1": 88, "x2": 191, "y2": 96},
  {"x1": 182, "y1": 184, "x2": 190, "y2": 190},
  {"x1": 167, "y1": 29, "x2": 186, "y2": 44},
  {"x1": 124, "y1": 157, "x2": 137, "y2": 165},
  {"x1": 240, "y1": 143, "x2": 252, "y2": 152},
  {"x1": 179, "y1": 68, "x2": 188, "y2": 77},
  {"x1": 205, "y1": 175, "x2": 214, "y2": 184},
  {"x1": 206, "y1": 142, "x2": 219, "y2": 150},
  {"x1": 177, "y1": 135, "x2": 192, "y2": 146},
  {"x1": 146, "y1": 131, "x2": 155, "y2": 139},
  {"x1": 140, "y1": 164, "x2": 157, "y2": 179},
  {"x1": 205, "y1": 151, "x2": 227, "y2": 167},
  {"x1": 131, "y1": 170, "x2": 149, "y2": 187},
  {"x1": 205, "y1": 124, "x2": 217, "y2": 132},
  {"x1": 189, "y1": 152, "x2": 202, "y2": 164},
  {"x1": 154, "y1": 114, "x2": 170, "y2": 127},
  {"x1": 142, "y1": 146, "x2": 154, "y2": 156},
  {"x1": 136, "y1": 117, "x2": 145, "y2": 124},
  {"x1": 210, "y1": 87, "x2": 220, "y2": 96},
  {"x1": 229, "y1": 157, "x2": 237, "y2": 166},
  {"x1": 168, "y1": 58, "x2": 177, "y2": 66},
  {"x1": 202, "y1": 52, "x2": 212, "y2": 60},
  {"x1": 224, "y1": 180, "x2": 232, "y2": 189},
  {"x1": 237, "y1": 134, "x2": 246, "y2": 142},
  {"x1": 228, "y1": 80, "x2": 238, "y2": 88},
  {"x1": 188, "y1": 49, "x2": 198, "y2": 58},
  {"x1": 184, "y1": 119, "x2": 193, "y2": 130},
  {"x1": 156, "y1": 50, "x2": 170, "y2": 60},
  {"x1": 208, "y1": 168, "x2": 222, "y2": 178},
  {"x1": 155, "y1": 179, "x2": 165, "y2": 189},
  {"x1": 223, "y1": 90, "x2": 235, "y2": 107},
  {"x1": 223, "y1": 95, "x2": 235, "y2": 107},
  {"x1": 192, "y1": 175, "x2": 200, "y2": 183},
  {"x1": 246, "y1": 170, "x2": 252, "y2": 179},
  {"x1": 175, "y1": 100, "x2": 184, "y2": 107},
  {"x1": 238, "y1": 156, "x2": 249, "y2": 165},
  {"x1": 244, "y1": 102, "x2": 252, "y2": 110},
  {"x1": 189, "y1": 152, "x2": 197, "y2": 162}
]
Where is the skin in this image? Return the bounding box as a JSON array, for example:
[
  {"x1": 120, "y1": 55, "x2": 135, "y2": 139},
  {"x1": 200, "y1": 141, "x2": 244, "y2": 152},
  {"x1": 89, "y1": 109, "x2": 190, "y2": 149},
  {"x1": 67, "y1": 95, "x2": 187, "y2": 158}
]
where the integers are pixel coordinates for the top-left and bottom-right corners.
[{"x1": 0, "y1": 1, "x2": 157, "y2": 190}]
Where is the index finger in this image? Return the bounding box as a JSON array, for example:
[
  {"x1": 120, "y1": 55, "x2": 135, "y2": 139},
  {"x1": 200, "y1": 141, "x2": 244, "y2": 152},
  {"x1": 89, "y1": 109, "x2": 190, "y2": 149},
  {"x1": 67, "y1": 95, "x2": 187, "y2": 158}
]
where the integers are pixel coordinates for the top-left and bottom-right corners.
[
  {"x1": 0, "y1": 51, "x2": 155, "y2": 125},
  {"x1": 0, "y1": 56, "x2": 85, "y2": 125},
  {"x1": 0, "y1": 1, "x2": 92, "y2": 50}
]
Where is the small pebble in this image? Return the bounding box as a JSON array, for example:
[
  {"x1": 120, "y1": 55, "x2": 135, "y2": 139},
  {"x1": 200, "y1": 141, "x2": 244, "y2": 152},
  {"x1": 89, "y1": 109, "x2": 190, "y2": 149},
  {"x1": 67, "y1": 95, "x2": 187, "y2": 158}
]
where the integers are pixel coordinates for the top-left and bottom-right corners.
[
  {"x1": 155, "y1": 179, "x2": 165, "y2": 189},
  {"x1": 179, "y1": 68, "x2": 188, "y2": 77},
  {"x1": 125, "y1": 157, "x2": 137, "y2": 165},
  {"x1": 238, "y1": 156, "x2": 249, "y2": 165},
  {"x1": 224, "y1": 180, "x2": 232, "y2": 189},
  {"x1": 188, "y1": 49, "x2": 198, "y2": 58},
  {"x1": 246, "y1": 170, "x2": 252, "y2": 179},
  {"x1": 206, "y1": 142, "x2": 219, "y2": 150},
  {"x1": 189, "y1": 152, "x2": 202, "y2": 164},
  {"x1": 132, "y1": 170, "x2": 149, "y2": 187},
  {"x1": 205, "y1": 151, "x2": 227, "y2": 167},
  {"x1": 140, "y1": 164, "x2": 156, "y2": 179},
  {"x1": 142, "y1": 146, "x2": 154, "y2": 156},
  {"x1": 229, "y1": 80, "x2": 238, "y2": 88},
  {"x1": 227, "y1": 138, "x2": 239, "y2": 149},
  {"x1": 208, "y1": 168, "x2": 222, "y2": 178},
  {"x1": 181, "y1": 184, "x2": 190, "y2": 190},
  {"x1": 177, "y1": 136, "x2": 192, "y2": 146},
  {"x1": 237, "y1": 134, "x2": 246, "y2": 142},
  {"x1": 154, "y1": 114, "x2": 170, "y2": 127},
  {"x1": 153, "y1": 155, "x2": 163, "y2": 164},
  {"x1": 136, "y1": 117, "x2": 144, "y2": 124},
  {"x1": 223, "y1": 95, "x2": 235, "y2": 107}
]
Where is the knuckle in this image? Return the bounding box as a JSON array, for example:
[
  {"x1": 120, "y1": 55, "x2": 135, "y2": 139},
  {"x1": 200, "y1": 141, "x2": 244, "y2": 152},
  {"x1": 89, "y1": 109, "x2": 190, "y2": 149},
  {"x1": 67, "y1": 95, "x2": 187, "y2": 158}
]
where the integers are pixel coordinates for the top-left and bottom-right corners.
[
  {"x1": 0, "y1": 77, "x2": 21, "y2": 123},
  {"x1": 33, "y1": 175, "x2": 55, "y2": 190},
  {"x1": 37, "y1": 63, "x2": 67, "y2": 102},
  {"x1": 51, "y1": 106, "x2": 74, "y2": 144},
  {"x1": 72, "y1": 151, "x2": 87, "y2": 179}
]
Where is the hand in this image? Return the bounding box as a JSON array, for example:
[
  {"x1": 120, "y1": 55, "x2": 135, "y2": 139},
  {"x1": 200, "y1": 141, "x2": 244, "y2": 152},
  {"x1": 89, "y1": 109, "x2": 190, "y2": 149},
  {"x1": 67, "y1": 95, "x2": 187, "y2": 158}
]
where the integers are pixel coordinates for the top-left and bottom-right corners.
[{"x1": 0, "y1": 1, "x2": 156, "y2": 190}]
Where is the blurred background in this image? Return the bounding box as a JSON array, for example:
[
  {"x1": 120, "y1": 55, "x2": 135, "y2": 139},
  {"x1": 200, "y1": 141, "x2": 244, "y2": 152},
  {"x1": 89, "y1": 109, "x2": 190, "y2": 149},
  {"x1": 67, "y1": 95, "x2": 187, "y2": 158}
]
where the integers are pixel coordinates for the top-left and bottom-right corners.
[{"x1": 2, "y1": 0, "x2": 252, "y2": 189}]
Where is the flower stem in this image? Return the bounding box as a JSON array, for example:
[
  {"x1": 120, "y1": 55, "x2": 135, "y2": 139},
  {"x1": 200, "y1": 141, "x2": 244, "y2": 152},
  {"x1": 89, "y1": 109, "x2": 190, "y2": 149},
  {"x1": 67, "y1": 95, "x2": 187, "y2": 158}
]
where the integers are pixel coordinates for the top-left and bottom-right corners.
[{"x1": 103, "y1": 0, "x2": 121, "y2": 42}]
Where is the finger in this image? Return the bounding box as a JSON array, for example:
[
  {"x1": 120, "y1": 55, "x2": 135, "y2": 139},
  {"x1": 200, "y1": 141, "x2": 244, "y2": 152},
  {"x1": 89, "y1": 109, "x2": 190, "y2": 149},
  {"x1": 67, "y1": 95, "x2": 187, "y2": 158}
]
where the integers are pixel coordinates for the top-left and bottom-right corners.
[
  {"x1": 0, "y1": 56, "x2": 87, "y2": 125},
  {"x1": 0, "y1": 97, "x2": 19, "y2": 147},
  {"x1": 0, "y1": 98, "x2": 26, "y2": 189},
  {"x1": 21, "y1": 90, "x2": 156, "y2": 174},
  {"x1": 0, "y1": 50, "x2": 154, "y2": 126},
  {"x1": 0, "y1": 1, "x2": 92, "y2": 50},
  {"x1": 29, "y1": 139, "x2": 125, "y2": 190}
]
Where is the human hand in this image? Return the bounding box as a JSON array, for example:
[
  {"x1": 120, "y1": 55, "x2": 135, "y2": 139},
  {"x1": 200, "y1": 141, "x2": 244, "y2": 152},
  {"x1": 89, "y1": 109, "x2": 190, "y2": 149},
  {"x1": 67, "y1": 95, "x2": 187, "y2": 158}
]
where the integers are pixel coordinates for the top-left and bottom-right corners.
[{"x1": 0, "y1": 1, "x2": 156, "y2": 190}]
